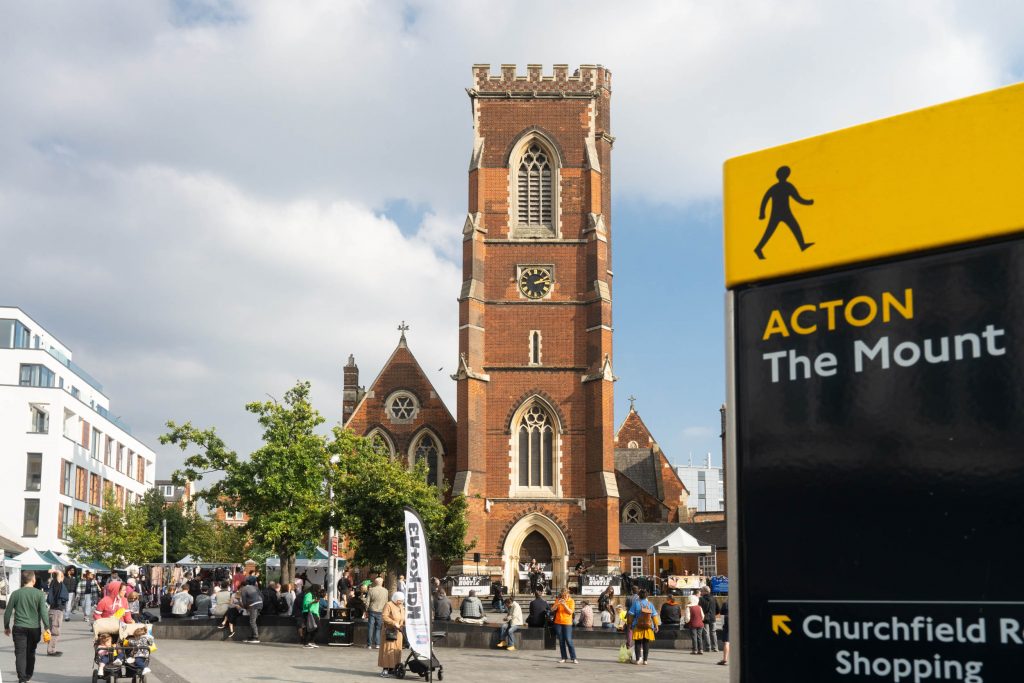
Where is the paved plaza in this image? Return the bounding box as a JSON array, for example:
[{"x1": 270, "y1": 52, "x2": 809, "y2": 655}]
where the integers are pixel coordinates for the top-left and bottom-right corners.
[{"x1": 0, "y1": 615, "x2": 730, "y2": 683}]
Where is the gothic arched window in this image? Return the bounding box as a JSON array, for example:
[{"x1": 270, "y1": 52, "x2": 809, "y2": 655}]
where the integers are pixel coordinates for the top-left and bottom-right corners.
[
  {"x1": 518, "y1": 144, "x2": 552, "y2": 227},
  {"x1": 511, "y1": 137, "x2": 558, "y2": 238},
  {"x1": 623, "y1": 501, "x2": 643, "y2": 524},
  {"x1": 516, "y1": 403, "x2": 555, "y2": 490},
  {"x1": 367, "y1": 429, "x2": 395, "y2": 457},
  {"x1": 412, "y1": 432, "x2": 442, "y2": 487}
]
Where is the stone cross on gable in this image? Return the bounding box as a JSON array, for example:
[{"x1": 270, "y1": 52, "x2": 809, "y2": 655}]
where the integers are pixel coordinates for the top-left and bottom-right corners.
[
  {"x1": 398, "y1": 320, "x2": 409, "y2": 337},
  {"x1": 628, "y1": 395, "x2": 637, "y2": 411}
]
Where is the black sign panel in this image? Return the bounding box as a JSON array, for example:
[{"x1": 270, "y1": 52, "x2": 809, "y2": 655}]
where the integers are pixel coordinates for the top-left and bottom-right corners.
[{"x1": 735, "y1": 238, "x2": 1024, "y2": 682}]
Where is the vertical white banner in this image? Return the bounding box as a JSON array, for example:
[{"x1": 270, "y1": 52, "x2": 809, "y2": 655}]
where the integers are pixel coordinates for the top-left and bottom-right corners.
[{"x1": 403, "y1": 507, "x2": 432, "y2": 664}]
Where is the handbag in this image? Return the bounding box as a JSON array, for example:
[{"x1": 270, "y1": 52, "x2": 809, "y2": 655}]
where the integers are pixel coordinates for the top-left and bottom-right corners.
[
  {"x1": 385, "y1": 627, "x2": 398, "y2": 642},
  {"x1": 305, "y1": 611, "x2": 320, "y2": 631}
]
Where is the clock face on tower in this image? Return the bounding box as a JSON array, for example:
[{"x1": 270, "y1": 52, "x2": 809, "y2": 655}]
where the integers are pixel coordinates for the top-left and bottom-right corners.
[{"x1": 518, "y1": 266, "x2": 553, "y2": 299}]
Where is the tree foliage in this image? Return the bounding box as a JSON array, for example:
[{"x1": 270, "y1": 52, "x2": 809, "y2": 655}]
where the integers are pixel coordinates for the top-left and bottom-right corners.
[
  {"x1": 67, "y1": 491, "x2": 163, "y2": 568},
  {"x1": 331, "y1": 428, "x2": 474, "y2": 581},
  {"x1": 162, "y1": 380, "x2": 333, "y2": 584}
]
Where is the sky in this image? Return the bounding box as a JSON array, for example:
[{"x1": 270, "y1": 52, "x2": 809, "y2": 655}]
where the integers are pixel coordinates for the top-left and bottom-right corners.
[{"x1": 1, "y1": 0, "x2": 1022, "y2": 478}]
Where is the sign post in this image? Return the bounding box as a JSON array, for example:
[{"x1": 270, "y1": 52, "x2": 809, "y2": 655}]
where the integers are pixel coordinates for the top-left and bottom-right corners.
[{"x1": 725, "y1": 83, "x2": 1024, "y2": 682}]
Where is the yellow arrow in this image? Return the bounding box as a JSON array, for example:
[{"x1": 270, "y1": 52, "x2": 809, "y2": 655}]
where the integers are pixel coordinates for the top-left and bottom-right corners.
[{"x1": 772, "y1": 614, "x2": 793, "y2": 636}]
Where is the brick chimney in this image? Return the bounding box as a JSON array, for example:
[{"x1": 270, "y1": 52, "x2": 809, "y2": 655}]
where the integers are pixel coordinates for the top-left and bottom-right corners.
[{"x1": 342, "y1": 354, "x2": 361, "y2": 425}]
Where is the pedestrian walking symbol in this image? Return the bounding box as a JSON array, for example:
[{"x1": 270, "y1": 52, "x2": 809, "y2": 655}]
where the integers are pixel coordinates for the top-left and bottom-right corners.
[{"x1": 754, "y1": 166, "x2": 814, "y2": 260}]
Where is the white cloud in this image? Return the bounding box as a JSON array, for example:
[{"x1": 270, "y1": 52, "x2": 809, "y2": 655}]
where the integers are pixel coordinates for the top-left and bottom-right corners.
[{"x1": 0, "y1": 0, "x2": 1020, "y2": 474}]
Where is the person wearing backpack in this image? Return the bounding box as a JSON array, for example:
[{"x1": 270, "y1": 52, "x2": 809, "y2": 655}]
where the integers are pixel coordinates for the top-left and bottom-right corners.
[
  {"x1": 684, "y1": 592, "x2": 705, "y2": 654},
  {"x1": 626, "y1": 588, "x2": 660, "y2": 665}
]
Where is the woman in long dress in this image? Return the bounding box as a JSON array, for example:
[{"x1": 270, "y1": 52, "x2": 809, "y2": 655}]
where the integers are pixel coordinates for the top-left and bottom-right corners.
[{"x1": 378, "y1": 591, "x2": 406, "y2": 678}]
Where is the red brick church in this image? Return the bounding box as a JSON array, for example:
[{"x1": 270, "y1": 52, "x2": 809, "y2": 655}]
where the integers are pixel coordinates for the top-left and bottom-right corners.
[{"x1": 342, "y1": 64, "x2": 692, "y2": 591}]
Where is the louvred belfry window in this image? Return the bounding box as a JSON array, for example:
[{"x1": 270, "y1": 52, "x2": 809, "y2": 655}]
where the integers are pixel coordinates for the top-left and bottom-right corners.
[{"x1": 517, "y1": 144, "x2": 552, "y2": 228}]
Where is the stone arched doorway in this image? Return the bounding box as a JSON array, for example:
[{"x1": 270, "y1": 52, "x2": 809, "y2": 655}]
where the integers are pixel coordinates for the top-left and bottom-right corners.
[{"x1": 502, "y1": 512, "x2": 569, "y2": 593}]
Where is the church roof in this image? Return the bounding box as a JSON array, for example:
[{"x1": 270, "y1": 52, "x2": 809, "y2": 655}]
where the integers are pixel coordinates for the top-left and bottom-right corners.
[
  {"x1": 615, "y1": 448, "x2": 662, "y2": 499},
  {"x1": 620, "y1": 521, "x2": 728, "y2": 550},
  {"x1": 343, "y1": 331, "x2": 455, "y2": 431}
]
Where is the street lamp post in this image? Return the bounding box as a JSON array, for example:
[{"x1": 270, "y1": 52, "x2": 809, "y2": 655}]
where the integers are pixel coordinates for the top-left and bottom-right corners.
[{"x1": 327, "y1": 454, "x2": 340, "y2": 609}]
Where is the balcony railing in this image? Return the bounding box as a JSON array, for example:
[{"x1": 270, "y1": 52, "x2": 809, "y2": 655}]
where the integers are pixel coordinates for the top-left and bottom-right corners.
[{"x1": 47, "y1": 347, "x2": 104, "y2": 392}]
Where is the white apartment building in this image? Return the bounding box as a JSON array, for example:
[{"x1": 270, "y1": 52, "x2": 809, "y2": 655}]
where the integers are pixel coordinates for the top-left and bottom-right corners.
[
  {"x1": 676, "y1": 453, "x2": 725, "y2": 513},
  {"x1": 0, "y1": 307, "x2": 155, "y2": 553}
]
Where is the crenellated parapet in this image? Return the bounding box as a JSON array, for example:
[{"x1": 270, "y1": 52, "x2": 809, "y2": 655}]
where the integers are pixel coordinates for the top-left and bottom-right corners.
[{"x1": 470, "y1": 63, "x2": 611, "y2": 98}]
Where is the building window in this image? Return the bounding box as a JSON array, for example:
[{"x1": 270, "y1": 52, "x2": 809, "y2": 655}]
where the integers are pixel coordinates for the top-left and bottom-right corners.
[
  {"x1": 61, "y1": 460, "x2": 73, "y2": 497},
  {"x1": 116, "y1": 444, "x2": 124, "y2": 473},
  {"x1": 224, "y1": 510, "x2": 245, "y2": 521},
  {"x1": 104, "y1": 437, "x2": 113, "y2": 466},
  {"x1": 104, "y1": 479, "x2": 113, "y2": 502},
  {"x1": 514, "y1": 401, "x2": 556, "y2": 491},
  {"x1": 89, "y1": 473, "x2": 101, "y2": 507},
  {"x1": 91, "y1": 428, "x2": 101, "y2": 460},
  {"x1": 367, "y1": 429, "x2": 395, "y2": 457},
  {"x1": 385, "y1": 391, "x2": 419, "y2": 424},
  {"x1": 411, "y1": 432, "x2": 442, "y2": 487},
  {"x1": 58, "y1": 504, "x2": 73, "y2": 540},
  {"x1": 30, "y1": 405, "x2": 49, "y2": 434},
  {"x1": 136, "y1": 455, "x2": 146, "y2": 483},
  {"x1": 74, "y1": 508, "x2": 86, "y2": 525},
  {"x1": 630, "y1": 555, "x2": 644, "y2": 577},
  {"x1": 115, "y1": 485, "x2": 125, "y2": 509},
  {"x1": 627, "y1": 440, "x2": 639, "y2": 448},
  {"x1": 529, "y1": 331, "x2": 541, "y2": 365},
  {"x1": 514, "y1": 142, "x2": 555, "y2": 237},
  {"x1": 19, "y1": 364, "x2": 55, "y2": 388},
  {"x1": 75, "y1": 466, "x2": 87, "y2": 501},
  {"x1": 25, "y1": 453, "x2": 42, "y2": 491},
  {"x1": 161, "y1": 485, "x2": 175, "y2": 497},
  {"x1": 23, "y1": 499, "x2": 40, "y2": 536},
  {"x1": 622, "y1": 501, "x2": 643, "y2": 524}
]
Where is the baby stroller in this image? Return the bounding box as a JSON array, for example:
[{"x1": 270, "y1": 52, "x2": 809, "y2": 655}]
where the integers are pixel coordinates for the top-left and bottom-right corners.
[
  {"x1": 91, "y1": 642, "x2": 151, "y2": 683},
  {"x1": 393, "y1": 632, "x2": 445, "y2": 680}
]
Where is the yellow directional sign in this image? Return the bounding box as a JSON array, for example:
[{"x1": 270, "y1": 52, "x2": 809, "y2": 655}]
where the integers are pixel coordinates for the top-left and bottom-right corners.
[
  {"x1": 724, "y1": 82, "x2": 1024, "y2": 288},
  {"x1": 771, "y1": 614, "x2": 792, "y2": 636}
]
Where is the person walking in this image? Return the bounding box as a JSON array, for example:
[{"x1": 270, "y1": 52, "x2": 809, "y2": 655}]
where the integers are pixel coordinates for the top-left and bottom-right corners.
[
  {"x1": 76, "y1": 570, "x2": 100, "y2": 620},
  {"x1": 496, "y1": 597, "x2": 524, "y2": 651},
  {"x1": 45, "y1": 570, "x2": 68, "y2": 656},
  {"x1": 365, "y1": 577, "x2": 388, "y2": 649},
  {"x1": 61, "y1": 566, "x2": 79, "y2": 621},
  {"x1": 240, "y1": 576, "x2": 264, "y2": 644},
  {"x1": 3, "y1": 570, "x2": 52, "y2": 683},
  {"x1": 627, "y1": 588, "x2": 660, "y2": 665},
  {"x1": 717, "y1": 599, "x2": 730, "y2": 665},
  {"x1": 378, "y1": 592, "x2": 406, "y2": 678},
  {"x1": 684, "y1": 593, "x2": 705, "y2": 654},
  {"x1": 301, "y1": 587, "x2": 323, "y2": 649},
  {"x1": 699, "y1": 586, "x2": 719, "y2": 652},
  {"x1": 551, "y1": 587, "x2": 578, "y2": 664}
]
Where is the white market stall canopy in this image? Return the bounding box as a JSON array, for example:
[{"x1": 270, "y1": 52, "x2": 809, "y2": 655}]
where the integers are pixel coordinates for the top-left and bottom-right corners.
[
  {"x1": 647, "y1": 527, "x2": 713, "y2": 555},
  {"x1": 13, "y1": 548, "x2": 61, "y2": 571}
]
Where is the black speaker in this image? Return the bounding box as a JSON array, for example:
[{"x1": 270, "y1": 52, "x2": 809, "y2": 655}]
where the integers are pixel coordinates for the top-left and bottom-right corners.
[{"x1": 473, "y1": 552, "x2": 481, "y2": 563}]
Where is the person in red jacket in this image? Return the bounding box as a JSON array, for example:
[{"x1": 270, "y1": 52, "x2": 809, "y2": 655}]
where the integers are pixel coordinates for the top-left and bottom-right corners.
[{"x1": 93, "y1": 581, "x2": 134, "y2": 625}]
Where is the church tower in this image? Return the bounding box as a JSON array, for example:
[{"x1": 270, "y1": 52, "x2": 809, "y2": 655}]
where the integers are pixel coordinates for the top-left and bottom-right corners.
[{"x1": 453, "y1": 64, "x2": 619, "y2": 589}]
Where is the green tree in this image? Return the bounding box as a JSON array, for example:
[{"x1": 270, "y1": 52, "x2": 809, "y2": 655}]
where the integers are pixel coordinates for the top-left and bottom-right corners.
[
  {"x1": 139, "y1": 488, "x2": 192, "y2": 562},
  {"x1": 67, "y1": 491, "x2": 163, "y2": 569},
  {"x1": 181, "y1": 517, "x2": 252, "y2": 564},
  {"x1": 162, "y1": 380, "x2": 334, "y2": 584},
  {"x1": 331, "y1": 428, "x2": 473, "y2": 584}
]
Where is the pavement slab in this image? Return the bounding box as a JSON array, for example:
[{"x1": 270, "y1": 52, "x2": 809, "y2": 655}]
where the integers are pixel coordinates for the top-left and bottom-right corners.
[{"x1": 2, "y1": 612, "x2": 731, "y2": 682}]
